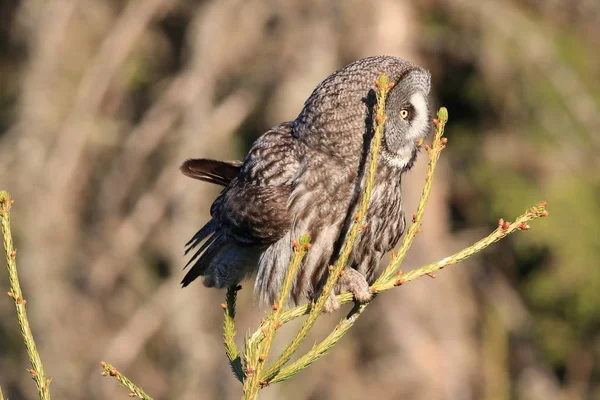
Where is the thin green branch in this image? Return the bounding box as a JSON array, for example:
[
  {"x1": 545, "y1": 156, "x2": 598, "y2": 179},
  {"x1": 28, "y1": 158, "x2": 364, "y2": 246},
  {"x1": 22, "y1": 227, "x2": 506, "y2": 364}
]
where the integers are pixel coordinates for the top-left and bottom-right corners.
[
  {"x1": 223, "y1": 285, "x2": 244, "y2": 383},
  {"x1": 266, "y1": 201, "x2": 548, "y2": 384},
  {"x1": 258, "y1": 75, "x2": 394, "y2": 384},
  {"x1": 0, "y1": 191, "x2": 52, "y2": 400},
  {"x1": 0, "y1": 384, "x2": 4, "y2": 400},
  {"x1": 100, "y1": 362, "x2": 154, "y2": 400},
  {"x1": 250, "y1": 204, "x2": 543, "y2": 342},
  {"x1": 375, "y1": 107, "x2": 448, "y2": 284},
  {"x1": 242, "y1": 234, "x2": 311, "y2": 399},
  {"x1": 376, "y1": 205, "x2": 547, "y2": 292},
  {"x1": 269, "y1": 303, "x2": 367, "y2": 385}
]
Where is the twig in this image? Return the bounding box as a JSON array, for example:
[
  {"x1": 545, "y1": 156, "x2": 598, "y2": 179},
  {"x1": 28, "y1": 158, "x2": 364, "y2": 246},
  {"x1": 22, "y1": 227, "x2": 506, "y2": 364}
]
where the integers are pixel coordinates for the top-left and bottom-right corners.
[
  {"x1": 257, "y1": 75, "x2": 394, "y2": 385},
  {"x1": 248, "y1": 200, "x2": 547, "y2": 342},
  {"x1": 100, "y1": 362, "x2": 154, "y2": 400},
  {"x1": 214, "y1": 85, "x2": 548, "y2": 392},
  {"x1": 266, "y1": 200, "x2": 548, "y2": 384},
  {"x1": 265, "y1": 106, "x2": 448, "y2": 384},
  {"x1": 375, "y1": 205, "x2": 547, "y2": 291},
  {"x1": 376, "y1": 107, "x2": 448, "y2": 284},
  {"x1": 0, "y1": 191, "x2": 52, "y2": 400},
  {"x1": 0, "y1": 383, "x2": 4, "y2": 400},
  {"x1": 268, "y1": 302, "x2": 366, "y2": 384},
  {"x1": 242, "y1": 235, "x2": 311, "y2": 398},
  {"x1": 223, "y1": 285, "x2": 245, "y2": 383}
]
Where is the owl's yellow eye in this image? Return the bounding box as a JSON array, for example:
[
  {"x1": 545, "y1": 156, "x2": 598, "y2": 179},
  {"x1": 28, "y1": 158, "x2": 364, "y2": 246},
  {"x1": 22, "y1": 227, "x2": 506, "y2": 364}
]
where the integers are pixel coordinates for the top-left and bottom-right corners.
[{"x1": 400, "y1": 109, "x2": 410, "y2": 119}]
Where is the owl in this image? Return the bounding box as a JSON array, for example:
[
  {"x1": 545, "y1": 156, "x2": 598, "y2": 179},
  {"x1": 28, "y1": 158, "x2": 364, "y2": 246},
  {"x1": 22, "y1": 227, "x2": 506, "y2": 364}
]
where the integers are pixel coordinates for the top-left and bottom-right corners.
[{"x1": 181, "y1": 56, "x2": 431, "y2": 312}]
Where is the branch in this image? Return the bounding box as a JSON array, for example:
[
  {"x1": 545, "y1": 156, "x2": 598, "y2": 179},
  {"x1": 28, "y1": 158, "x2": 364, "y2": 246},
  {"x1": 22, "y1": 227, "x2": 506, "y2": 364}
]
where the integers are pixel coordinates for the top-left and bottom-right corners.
[
  {"x1": 0, "y1": 191, "x2": 52, "y2": 400},
  {"x1": 242, "y1": 234, "x2": 311, "y2": 399},
  {"x1": 248, "y1": 200, "x2": 547, "y2": 346},
  {"x1": 376, "y1": 204, "x2": 547, "y2": 291},
  {"x1": 376, "y1": 107, "x2": 448, "y2": 284},
  {"x1": 223, "y1": 285, "x2": 245, "y2": 383},
  {"x1": 264, "y1": 106, "x2": 448, "y2": 384},
  {"x1": 267, "y1": 200, "x2": 548, "y2": 384},
  {"x1": 100, "y1": 362, "x2": 154, "y2": 400},
  {"x1": 258, "y1": 75, "x2": 394, "y2": 384}
]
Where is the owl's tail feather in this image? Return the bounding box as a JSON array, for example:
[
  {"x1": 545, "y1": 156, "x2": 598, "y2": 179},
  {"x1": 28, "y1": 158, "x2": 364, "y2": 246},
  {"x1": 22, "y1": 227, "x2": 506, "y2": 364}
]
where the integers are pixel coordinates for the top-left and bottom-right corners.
[
  {"x1": 181, "y1": 237, "x2": 228, "y2": 287},
  {"x1": 182, "y1": 218, "x2": 224, "y2": 286},
  {"x1": 180, "y1": 159, "x2": 242, "y2": 186},
  {"x1": 182, "y1": 218, "x2": 261, "y2": 288},
  {"x1": 184, "y1": 219, "x2": 218, "y2": 255}
]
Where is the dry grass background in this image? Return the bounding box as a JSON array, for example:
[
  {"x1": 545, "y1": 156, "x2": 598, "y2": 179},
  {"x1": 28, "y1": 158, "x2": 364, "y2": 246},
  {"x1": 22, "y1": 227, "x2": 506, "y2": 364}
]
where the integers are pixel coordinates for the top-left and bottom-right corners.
[{"x1": 0, "y1": 1, "x2": 599, "y2": 399}]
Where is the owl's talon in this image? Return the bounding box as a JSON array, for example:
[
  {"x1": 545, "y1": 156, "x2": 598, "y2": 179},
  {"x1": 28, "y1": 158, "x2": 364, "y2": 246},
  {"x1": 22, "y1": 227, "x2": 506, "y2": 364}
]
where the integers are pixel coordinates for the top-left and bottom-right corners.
[
  {"x1": 353, "y1": 288, "x2": 373, "y2": 303},
  {"x1": 323, "y1": 291, "x2": 341, "y2": 313},
  {"x1": 337, "y1": 268, "x2": 372, "y2": 303}
]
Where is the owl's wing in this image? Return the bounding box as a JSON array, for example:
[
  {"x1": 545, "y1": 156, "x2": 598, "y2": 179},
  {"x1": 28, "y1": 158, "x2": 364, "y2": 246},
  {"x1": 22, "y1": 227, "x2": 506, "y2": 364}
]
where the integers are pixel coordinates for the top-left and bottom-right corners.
[
  {"x1": 182, "y1": 122, "x2": 300, "y2": 287},
  {"x1": 214, "y1": 122, "x2": 300, "y2": 244},
  {"x1": 254, "y1": 145, "x2": 358, "y2": 304}
]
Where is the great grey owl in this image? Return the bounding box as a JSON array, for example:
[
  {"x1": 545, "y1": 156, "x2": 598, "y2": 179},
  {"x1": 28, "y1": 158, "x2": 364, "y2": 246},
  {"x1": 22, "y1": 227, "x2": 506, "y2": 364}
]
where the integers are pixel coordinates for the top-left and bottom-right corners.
[{"x1": 180, "y1": 56, "x2": 431, "y2": 312}]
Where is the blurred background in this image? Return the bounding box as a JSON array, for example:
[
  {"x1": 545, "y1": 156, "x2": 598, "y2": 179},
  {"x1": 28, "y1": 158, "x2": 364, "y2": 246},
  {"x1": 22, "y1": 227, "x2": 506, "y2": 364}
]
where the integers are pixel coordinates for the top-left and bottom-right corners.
[{"x1": 0, "y1": 0, "x2": 598, "y2": 399}]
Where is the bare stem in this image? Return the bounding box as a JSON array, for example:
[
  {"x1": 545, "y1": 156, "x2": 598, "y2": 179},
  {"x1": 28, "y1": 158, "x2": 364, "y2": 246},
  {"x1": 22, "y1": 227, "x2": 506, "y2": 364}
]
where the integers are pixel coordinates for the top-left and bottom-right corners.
[
  {"x1": 0, "y1": 191, "x2": 52, "y2": 400},
  {"x1": 100, "y1": 361, "x2": 154, "y2": 400}
]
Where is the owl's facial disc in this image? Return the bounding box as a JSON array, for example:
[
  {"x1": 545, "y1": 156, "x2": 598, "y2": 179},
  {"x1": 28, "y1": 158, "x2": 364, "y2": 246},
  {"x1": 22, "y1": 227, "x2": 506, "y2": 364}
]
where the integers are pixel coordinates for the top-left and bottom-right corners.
[{"x1": 383, "y1": 85, "x2": 431, "y2": 169}]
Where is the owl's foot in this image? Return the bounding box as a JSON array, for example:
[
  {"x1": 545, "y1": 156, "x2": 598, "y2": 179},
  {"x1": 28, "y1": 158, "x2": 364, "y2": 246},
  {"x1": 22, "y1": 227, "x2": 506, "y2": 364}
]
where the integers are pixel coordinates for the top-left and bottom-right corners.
[
  {"x1": 321, "y1": 269, "x2": 372, "y2": 313},
  {"x1": 338, "y1": 268, "x2": 372, "y2": 303},
  {"x1": 323, "y1": 290, "x2": 341, "y2": 313}
]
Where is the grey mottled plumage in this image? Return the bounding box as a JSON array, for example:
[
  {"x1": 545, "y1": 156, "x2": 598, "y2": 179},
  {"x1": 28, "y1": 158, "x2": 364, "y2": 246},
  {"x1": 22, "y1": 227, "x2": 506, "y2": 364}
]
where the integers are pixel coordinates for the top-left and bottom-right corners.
[{"x1": 181, "y1": 56, "x2": 431, "y2": 311}]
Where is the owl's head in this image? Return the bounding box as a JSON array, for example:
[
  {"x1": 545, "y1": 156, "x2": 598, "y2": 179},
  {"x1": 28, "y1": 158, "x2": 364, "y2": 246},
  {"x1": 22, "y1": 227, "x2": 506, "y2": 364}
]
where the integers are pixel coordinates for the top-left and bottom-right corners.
[
  {"x1": 381, "y1": 67, "x2": 431, "y2": 170},
  {"x1": 294, "y1": 56, "x2": 432, "y2": 169}
]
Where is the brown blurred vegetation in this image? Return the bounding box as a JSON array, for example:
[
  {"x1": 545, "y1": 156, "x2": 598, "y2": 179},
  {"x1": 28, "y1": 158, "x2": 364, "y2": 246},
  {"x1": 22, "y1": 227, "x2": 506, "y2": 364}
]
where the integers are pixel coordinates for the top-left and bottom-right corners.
[{"x1": 0, "y1": 0, "x2": 599, "y2": 399}]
